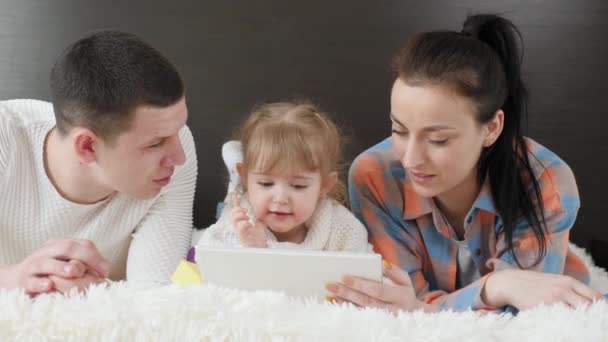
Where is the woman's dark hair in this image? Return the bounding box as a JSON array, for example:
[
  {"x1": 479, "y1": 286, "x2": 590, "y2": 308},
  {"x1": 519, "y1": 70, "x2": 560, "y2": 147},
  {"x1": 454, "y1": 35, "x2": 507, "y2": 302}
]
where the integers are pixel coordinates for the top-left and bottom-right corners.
[{"x1": 391, "y1": 14, "x2": 546, "y2": 268}]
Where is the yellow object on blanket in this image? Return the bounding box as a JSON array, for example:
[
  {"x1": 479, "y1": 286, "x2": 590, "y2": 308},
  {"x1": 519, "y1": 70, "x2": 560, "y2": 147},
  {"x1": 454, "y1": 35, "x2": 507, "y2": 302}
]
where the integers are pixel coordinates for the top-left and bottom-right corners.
[{"x1": 171, "y1": 260, "x2": 202, "y2": 287}]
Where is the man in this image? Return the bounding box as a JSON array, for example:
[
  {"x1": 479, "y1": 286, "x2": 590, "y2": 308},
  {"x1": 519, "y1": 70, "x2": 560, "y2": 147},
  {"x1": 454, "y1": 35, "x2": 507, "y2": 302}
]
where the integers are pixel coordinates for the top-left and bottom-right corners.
[{"x1": 0, "y1": 31, "x2": 197, "y2": 295}]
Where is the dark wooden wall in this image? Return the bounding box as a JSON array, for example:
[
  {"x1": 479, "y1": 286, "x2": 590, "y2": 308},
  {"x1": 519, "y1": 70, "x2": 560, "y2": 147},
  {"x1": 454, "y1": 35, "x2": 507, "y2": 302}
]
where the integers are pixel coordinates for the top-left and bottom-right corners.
[{"x1": 1, "y1": 0, "x2": 606, "y2": 268}]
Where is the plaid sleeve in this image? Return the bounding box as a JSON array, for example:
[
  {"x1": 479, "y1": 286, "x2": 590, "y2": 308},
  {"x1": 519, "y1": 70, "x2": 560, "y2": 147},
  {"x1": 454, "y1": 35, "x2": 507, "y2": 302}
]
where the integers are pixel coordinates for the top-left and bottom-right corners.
[{"x1": 488, "y1": 159, "x2": 587, "y2": 282}]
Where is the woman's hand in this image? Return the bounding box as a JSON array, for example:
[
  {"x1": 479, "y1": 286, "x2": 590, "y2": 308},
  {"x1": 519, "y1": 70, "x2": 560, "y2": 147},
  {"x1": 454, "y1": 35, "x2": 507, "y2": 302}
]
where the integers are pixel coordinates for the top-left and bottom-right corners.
[
  {"x1": 482, "y1": 268, "x2": 605, "y2": 310},
  {"x1": 325, "y1": 261, "x2": 435, "y2": 313},
  {"x1": 230, "y1": 195, "x2": 268, "y2": 248}
]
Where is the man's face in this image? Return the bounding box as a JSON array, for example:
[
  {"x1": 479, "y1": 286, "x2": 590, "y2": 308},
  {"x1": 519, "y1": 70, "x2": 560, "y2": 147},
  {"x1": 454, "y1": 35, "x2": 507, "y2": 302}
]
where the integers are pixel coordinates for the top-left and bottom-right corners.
[{"x1": 93, "y1": 97, "x2": 188, "y2": 200}]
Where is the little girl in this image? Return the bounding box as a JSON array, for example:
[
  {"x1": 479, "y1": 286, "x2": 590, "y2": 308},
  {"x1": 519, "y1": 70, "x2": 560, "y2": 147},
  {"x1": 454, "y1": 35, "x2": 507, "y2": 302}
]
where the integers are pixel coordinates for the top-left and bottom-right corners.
[{"x1": 193, "y1": 102, "x2": 370, "y2": 252}]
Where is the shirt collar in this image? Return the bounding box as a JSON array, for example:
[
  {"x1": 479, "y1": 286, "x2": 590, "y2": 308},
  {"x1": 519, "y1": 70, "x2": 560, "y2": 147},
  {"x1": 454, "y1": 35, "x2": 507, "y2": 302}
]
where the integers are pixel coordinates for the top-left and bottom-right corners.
[{"x1": 401, "y1": 173, "x2": 498, "y2": 220}]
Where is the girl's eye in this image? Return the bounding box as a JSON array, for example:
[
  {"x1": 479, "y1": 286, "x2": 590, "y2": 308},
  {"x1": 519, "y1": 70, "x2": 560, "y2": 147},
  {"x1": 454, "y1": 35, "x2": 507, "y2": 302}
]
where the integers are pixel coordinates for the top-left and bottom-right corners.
[
  {"x1": 258, "y1": 182, "x2": 273, "y2": 187},
  {"x1": 292, "y1": 184, "x2": 308, "y2": 190}
]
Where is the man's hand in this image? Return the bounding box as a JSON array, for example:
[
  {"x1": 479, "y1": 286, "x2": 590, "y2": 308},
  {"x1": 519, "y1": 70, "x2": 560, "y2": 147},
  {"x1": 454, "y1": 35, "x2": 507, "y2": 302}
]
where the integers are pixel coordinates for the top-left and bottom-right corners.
[{"x1": 0, "y1": 238, "x2": 110, "y2": 296}]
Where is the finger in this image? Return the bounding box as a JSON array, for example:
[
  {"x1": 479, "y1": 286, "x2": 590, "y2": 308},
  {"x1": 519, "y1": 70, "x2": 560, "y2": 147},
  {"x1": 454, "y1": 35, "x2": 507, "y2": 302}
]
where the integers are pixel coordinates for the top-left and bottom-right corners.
[
  {"x1": 563, "y1": 290, "x2": 593, "y2": 309},
  {"x1": 42, "y1": 240, "x2": 110, "y2": 278},
  {"x1": 340, "y1": 275, "x2": 401, "y2": 303},
  {"x1": 50, "y1": 274, "x2": 104, "y2": 295},
  {"x1": 382, "y1": 276, "x2": 396, "y2": 286},
  {"x1": 67, "y1": 259, "x2": 88, "y2": 278},
  {"x1": 24, "y1": 277, "x2": 54, "y2": 295},
  {"x1": 382, "y1": 260, "x2": 413, "y2": 287},
  {"x1": 326, "y1": 281, "x2": 391, "y2": 309},
  {"x1": 232, "y1": 194, "x2": 241, "y2": 209},
  {"x1": 572, "y1": 282, "x2": 604, "y2": 302},
  {"x1": 234, "y1": 220, "x2": 253, "y2": 235},
  {"x1": 32, "y1": 258, "x2": 84, "y2": 278},
  {"x1": 232, "y1": 210, "x2": 250, "y2": 223}
]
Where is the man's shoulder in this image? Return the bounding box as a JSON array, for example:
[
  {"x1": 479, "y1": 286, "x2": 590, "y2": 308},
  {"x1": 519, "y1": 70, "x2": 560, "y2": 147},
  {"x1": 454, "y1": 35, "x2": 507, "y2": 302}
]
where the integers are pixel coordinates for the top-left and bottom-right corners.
[
  {"x1": 0, "y1": 99, "x2": 55, "y2": 126},
  {"x1": 0, "y1": 100, "x2": 54, "y2": 173}
]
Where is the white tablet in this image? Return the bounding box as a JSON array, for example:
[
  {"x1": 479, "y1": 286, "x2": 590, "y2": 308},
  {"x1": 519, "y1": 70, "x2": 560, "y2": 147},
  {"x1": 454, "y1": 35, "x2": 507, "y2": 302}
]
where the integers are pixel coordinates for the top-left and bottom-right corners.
[{"x1": 194, "y1": 246, "x2": 382, "y2": 299}]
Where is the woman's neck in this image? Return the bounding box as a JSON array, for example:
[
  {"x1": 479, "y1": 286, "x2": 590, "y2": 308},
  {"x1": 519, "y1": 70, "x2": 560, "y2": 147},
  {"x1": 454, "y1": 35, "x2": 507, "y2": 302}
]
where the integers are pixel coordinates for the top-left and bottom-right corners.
[{"x1": 434, "y1": 171, "x2": 481, "y2": 238}]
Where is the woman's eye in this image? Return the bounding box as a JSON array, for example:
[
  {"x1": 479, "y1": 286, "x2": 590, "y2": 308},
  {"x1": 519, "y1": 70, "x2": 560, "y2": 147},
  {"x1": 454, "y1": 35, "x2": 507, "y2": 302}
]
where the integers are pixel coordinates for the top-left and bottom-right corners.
[
  {"x1": 429, "y1": 139, "x2": 449, "y2": 145},
  {"x1": 391, "y1": 129, "x2": 408, "y2": 136}
]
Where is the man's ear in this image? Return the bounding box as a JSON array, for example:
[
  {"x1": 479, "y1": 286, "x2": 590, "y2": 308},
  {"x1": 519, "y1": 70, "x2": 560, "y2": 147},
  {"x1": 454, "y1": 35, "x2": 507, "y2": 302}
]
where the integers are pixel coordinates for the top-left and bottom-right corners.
[
  {"x1": 321, "y1": 171, "x2": 338, "y2": 197},
  {"x1": 483, "y1": 109, "x2": 504, "y2": 147},
  {"x1": 73, "y1": 128, "x2": 99, "y2": 164}
]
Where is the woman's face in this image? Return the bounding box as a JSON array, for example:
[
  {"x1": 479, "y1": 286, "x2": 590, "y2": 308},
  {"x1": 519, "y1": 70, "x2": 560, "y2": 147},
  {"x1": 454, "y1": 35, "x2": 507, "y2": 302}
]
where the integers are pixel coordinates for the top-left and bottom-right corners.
[{"x1": 390, "y1": 78, "x2": 501, "y2": 200}]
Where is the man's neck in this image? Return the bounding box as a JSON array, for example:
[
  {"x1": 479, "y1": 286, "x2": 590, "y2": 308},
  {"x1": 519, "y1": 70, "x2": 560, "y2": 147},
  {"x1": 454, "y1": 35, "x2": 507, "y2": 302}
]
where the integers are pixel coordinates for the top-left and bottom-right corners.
[{"x1": 44, "y1": 128, "x2": 114, "y2": 205}]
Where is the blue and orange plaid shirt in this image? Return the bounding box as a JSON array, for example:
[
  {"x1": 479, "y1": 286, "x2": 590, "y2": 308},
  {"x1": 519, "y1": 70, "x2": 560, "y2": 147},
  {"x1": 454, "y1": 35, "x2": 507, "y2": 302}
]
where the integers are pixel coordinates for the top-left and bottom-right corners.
[{"x1": 348, "y1": 137, "x2": 589, "y2": 312}]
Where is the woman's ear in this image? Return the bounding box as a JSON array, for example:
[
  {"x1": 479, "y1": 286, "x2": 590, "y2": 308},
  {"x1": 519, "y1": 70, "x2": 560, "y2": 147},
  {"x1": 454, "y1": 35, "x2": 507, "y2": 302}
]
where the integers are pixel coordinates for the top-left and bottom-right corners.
[
  {"x1": 483, "y1": 109, "x2": 504, "y2": 147},
  {"x1": 321, "y1": 171, "x2": 338, "y2": 197}
]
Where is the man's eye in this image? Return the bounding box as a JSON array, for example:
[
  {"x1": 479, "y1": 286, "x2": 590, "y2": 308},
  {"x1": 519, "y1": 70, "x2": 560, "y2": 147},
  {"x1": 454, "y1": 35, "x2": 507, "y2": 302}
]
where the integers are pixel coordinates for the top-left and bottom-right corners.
[{"x1": 149, "y1": 139, "x2": 165, "y2": 148}]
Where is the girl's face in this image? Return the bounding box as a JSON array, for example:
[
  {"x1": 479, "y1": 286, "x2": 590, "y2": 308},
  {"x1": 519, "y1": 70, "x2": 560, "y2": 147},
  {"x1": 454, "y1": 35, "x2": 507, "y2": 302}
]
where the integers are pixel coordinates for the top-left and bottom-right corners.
[
  {"x1": 390, "y1": 78, "x2": 502, "y2": 202},
  {"x1": 242, "y1": 165, "x2": 334, "y2": 243}
]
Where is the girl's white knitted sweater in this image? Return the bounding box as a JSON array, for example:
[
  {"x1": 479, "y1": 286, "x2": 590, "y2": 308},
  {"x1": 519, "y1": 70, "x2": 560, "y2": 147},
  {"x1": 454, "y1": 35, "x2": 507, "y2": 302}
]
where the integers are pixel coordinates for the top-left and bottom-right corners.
[{"x1": 194, "y1": 196, "x2": 371, "y2": 253}]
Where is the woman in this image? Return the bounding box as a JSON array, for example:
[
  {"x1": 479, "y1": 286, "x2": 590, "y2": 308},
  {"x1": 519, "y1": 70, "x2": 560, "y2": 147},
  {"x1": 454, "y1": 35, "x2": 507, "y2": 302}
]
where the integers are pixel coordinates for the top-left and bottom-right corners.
[{"x1": 325, "y1": 14, "x2": 604, "y2": 312}]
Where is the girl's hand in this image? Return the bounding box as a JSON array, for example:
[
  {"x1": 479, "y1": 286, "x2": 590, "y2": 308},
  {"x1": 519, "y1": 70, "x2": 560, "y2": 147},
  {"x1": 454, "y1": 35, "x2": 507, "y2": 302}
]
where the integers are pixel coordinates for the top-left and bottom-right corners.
[
  {"x1": 230, "y1": 195, "x2": 268, "y2": 248},
  {"x1": 482, "y1": 269, "x2": 605, "y2": 310},
  {"x1": 325, "y1": 261, "x2": 434, "y2": 313}
]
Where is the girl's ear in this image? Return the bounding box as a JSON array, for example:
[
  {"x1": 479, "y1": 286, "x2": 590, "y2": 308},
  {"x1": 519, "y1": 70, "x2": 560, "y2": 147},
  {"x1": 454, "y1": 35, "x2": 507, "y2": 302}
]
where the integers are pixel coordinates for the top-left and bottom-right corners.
[
  {"x1": 321, "y1": 171, "x2": 338, "y2": 197},
  {"x1": 236, "y1": 163, "x2": 246, "y2": 179},
  {"x1": 235, "y1": 163, "x2": 248, "y2": 193}
]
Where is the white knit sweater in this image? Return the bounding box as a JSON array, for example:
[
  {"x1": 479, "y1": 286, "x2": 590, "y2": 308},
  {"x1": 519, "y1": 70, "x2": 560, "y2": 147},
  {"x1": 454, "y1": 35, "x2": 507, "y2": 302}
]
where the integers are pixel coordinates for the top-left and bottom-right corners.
[
  {"x1": 0, "y1": 99, "x2": 197, "y2": 284},
  {"x1": 194, "y1": 196, "x2": 371, "y2": 252}
]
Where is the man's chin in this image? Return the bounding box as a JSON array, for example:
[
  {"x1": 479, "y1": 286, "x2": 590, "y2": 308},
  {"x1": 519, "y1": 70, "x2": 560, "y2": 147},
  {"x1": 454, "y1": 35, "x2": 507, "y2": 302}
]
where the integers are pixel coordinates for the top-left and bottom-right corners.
[{"x1": 127, "y1": 187, "x2": 162, "y2": 200}]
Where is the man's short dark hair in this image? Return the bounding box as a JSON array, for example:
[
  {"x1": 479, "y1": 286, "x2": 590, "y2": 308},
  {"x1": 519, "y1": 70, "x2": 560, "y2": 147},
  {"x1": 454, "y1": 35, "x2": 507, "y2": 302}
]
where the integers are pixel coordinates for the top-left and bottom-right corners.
[{"x1": 50, "y1": 30, "x2": 184, "y2": 143}]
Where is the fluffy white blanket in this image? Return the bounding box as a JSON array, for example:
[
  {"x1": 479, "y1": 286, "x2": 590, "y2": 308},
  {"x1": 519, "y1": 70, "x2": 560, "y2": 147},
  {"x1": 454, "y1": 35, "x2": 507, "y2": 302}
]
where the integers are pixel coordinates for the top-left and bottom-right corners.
[{"x1": 1, "y1": 245, "x2": 606, "y2": 341}]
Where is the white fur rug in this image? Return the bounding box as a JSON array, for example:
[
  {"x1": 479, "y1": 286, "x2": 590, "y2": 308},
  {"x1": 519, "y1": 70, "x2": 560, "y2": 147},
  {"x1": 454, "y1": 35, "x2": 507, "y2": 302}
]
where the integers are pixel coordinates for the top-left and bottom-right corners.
[{"x1": 1, "y1": 245, "x2": 607, "y2": 342}]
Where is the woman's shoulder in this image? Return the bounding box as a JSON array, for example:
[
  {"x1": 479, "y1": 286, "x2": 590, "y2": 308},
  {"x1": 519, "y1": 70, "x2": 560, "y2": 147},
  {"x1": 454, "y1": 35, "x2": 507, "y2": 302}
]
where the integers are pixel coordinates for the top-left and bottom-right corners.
[
  {"x1": 349, "y1": 137, "x2": 405, "y2": 186},
  {"x1": 525, "y1": 138, "x2": 571, "y2": 171},
  {"x1": 524, "y1": 137, "x2": 578, "y2": 210}
]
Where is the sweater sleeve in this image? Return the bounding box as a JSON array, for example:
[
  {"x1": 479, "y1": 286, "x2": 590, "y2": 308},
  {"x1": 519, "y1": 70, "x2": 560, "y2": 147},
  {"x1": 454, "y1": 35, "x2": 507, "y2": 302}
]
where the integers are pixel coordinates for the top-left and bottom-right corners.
[
  {"x1": 0, "y1": 103, "x2": 15, "y2": 178},
  {"x1": 125, "y1": 126, "x2": 198, "y2": 284},
  {"x1": 196, "y1": 207, "x2": 242, "y2": 248},
  {"x1": 329, "y1": 204, "x2": 372, "y2": 253}
]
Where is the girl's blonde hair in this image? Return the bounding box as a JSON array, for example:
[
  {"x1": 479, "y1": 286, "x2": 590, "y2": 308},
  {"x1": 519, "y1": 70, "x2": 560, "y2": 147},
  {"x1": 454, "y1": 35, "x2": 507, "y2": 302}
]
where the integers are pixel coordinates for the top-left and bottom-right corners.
[{"x1": 237, "y1": 101, "x2": 347, "y2": 204}]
